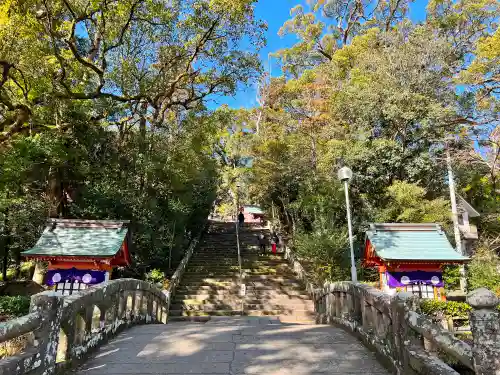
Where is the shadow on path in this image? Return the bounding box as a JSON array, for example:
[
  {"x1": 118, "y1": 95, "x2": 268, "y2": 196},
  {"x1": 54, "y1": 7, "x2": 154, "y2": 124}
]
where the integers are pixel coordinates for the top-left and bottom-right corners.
[{"x1": 71, "y1": 317, "x2": 391, "y2": 375}]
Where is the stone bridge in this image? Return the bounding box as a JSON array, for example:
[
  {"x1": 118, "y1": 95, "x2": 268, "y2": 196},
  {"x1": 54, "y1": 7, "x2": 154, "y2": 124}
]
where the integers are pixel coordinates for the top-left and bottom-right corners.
[{"x1": 1, "y1": 242, "x2": 500, "y2": 375}]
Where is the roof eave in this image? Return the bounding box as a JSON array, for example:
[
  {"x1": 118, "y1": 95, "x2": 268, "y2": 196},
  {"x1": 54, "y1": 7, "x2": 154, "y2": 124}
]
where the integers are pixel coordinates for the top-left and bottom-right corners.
[
  {"x1": 380, "y1": 257, "x2": 469, "y2": 263},
  {"x1": 22, "y1": 252, "x2": 118, "y2": 259}
]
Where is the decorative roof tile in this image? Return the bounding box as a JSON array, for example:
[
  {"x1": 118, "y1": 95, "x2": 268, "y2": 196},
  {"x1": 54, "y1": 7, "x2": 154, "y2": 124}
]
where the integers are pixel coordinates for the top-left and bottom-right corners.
[
  {"x1": 244, "y1": 205, "x2": 265, "y2": 214},
  {"x1": 366, "y1": 223, "x2": 469, "y2": 262},
  {"x1": 22, "y1": 219, "x2": 129, "y2": 258}
]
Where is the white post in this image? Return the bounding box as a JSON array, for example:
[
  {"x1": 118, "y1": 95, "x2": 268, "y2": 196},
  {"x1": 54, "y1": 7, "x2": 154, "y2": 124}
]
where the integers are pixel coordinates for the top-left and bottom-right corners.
[
  {"x1": 344, "y1": 181, "x2": 358, "y2": 283},
  {"x1": 446, "y1": 146, "x2": 466, "y2": 291}
]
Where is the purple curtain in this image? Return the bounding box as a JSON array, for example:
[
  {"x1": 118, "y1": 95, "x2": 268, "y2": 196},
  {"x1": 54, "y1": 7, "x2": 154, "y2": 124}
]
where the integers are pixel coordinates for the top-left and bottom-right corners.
[
  {"x1": 386, "y1": 271, "x2": 443, "y2": 288},
  {"x1": 45, "y1": 268, "x2": 106, "y2": 286}
]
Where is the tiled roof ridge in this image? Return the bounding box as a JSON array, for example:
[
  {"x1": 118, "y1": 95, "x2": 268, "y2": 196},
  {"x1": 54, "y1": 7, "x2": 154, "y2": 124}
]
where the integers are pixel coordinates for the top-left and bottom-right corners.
[
  {"x1": 369, "y1": 223, "x2": 440, "y2": 232},
  {"x1": 47, "y1": 218, "x2": 129, "y2": 229}
]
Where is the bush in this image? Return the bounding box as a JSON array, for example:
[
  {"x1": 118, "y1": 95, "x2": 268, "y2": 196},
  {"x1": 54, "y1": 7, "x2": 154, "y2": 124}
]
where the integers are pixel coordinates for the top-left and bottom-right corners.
[
  {"x1": 145, "y1": 269, "x2": 165, "y2": 284},
  {"x1": 292, "y1": 229, "x2": 351, "y2": 284},
  {"x1": 0, "y1": 262, "x2": 35, "y2": 282},
  {"x1": 467, "y1": 243, "x2": 500, "y2": 295},
  {"x1": 442, "y1": 265, "x2": 461, "y2": 292},
  {"x1": 0, "y1": 296, "x2": 30, "y2": 318},
  {"x1": 420, "y1": 299, "x2": 472, "y2": 319}
]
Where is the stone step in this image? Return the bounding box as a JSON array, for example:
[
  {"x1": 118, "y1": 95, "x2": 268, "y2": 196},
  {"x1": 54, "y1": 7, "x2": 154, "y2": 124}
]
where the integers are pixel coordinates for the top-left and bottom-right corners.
[
  {"x1": 171, "y1": 300, "x2": 314, "y2": 310},
  {"x1": 176, "y1": 286, "x2": 239, "y2": 293},
  {"x1": 186, "y1": 264, "x2": 289, "y2": 270},
  {"x1": 179, "y1": 280, "x2": 238, "y2": 287},
  {"x1": 172, "y1": 294, "x2": 312, "y2": 303},
  {"x1": 168, "y1": 309, "x2": 314, "y2": 317},
  {"x1": 173, "y1": 291, "x2": 311, "y2": 300},
  {"x1": 170, "y1": 303, "x2": 242, "y2": 311},
  {"x1": 180, "y1": 275, "x2": 303, "y2": 283},
  {"x1": 167, "y1": 315, "x2": 212, "y2": 322},
  {"x1": 181, "y1": 270, "x2": 296, "y2": 278},
  {"x1": 172, "y1": 296, "x2": 241, "y2": 304},
  {"x1": 201, "y1": 239, "x2": 261, "y2": 243},
  {"x1": 176, "y1": 284, "x2": 306, "y2": 294},
  {"x1": 169, "y1": 309, "x2": 241, "y2": 317}
]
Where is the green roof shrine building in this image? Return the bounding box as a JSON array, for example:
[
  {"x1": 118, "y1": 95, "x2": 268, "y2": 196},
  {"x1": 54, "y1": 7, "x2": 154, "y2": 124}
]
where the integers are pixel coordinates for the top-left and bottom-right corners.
[
  {"x1": 22, "y1": 219, "x2": 131, "y2": 295},
  {"x1": 363, "y1": 223, "x2": 469, "y2": 300}
]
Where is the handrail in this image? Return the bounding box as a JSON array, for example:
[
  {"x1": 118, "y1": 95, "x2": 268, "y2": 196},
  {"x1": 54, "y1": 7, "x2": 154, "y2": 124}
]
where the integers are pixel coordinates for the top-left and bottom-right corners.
[
  {"x1": 406, "y1": 310, "x2": 473, "y2": 369},
  {"x1": 0, "y1": 312, "x2": 41, "y2": 344},
  {"x1": 282, "y1": 245, "x2": 499, "y2": 375},
  {"x1": 235, "y1": 217, "x2": 243, "y2": 314},
  {"x1": 0, "y1": 280, "x2": 170, "y2": 375}
]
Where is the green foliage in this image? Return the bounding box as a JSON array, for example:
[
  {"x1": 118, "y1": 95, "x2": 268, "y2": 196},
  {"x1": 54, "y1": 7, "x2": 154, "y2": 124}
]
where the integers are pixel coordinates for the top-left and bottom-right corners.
[
  {"x1": 0, "y1": 262, "x2": 34, "y2": 282},
  {"x1": 1, "y1": 1, "x2": 265, "y2": 278},
  {"x1": 377, "y1": 181, "x2": 450, "y2": 225},
  {"x1": 146, "y1": 269, "x2": 165, "y2": 285},
  {"x1": 0, "y1": 0, "x2": 265, "y2": 142},
  {"x1": 442, "y1": 266, "x2": 462, "y2": 292},
  {"x1": 240, "y1": 0, "x2": 499, "y2": 286},
  {"x1": 292, "y1": 228, "x2": 350, "y2": 284},
  {"x1": 467, "y1": 243, "x2": 500, "y2": 295},
  {"x1": 420, "y1": 300, "x2": 472, "y2": 319},
  {"x1": 0, "y1": 296, "x2": 30, "y2": 318}
]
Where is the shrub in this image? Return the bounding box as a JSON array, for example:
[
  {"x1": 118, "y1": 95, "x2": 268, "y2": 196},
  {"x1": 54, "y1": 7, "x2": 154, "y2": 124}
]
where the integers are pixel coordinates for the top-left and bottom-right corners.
[
  {"x1": 0, "y1": 296, "x2": 31, "y2": 318},
  {"x1": 146, "y1": 269, "x2": 165, "y2": 284},
  {"x1": 442, "y1": 265, "x2": 461, "y2": 292},
  {"x1": 292, "y1": 229, "x2": 351, "y2": 284},
  {"x1": 420, "y1": 299, "x2": 472, "y2": 319},
  {"x1": 467, "y1": 243, "x2": 500, "y2": 294},
  {"x1": 0, "y1": 262, "x2": 35, "y2": 282}
]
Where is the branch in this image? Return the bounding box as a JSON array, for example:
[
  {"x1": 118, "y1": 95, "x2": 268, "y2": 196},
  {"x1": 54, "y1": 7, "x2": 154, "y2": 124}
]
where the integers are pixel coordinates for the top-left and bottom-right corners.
[
  {"x1": 103, "y1": 0, "x2": 143, "y2": 54},
  {"x1": 65, "y1": 23, "x2": 104, "y2": 78},
  {"x1": 0, "y1": 61, "x2": 12, "y2": 89},
  {"x1": 0, "y1": 104, "x2": 32, "y2": 144},
  {"x1": 54, "y1": 90, "x2": 144, "y2": 102},
  {"x1": 153, "y1": 17, "x2": 220, "y2": 106},
  {"x1": 317, "y1": 46, "x2": 332, "y2": 61},
  {"x1": 385, "y1": 0, "x2": 403, "y2": 32}
]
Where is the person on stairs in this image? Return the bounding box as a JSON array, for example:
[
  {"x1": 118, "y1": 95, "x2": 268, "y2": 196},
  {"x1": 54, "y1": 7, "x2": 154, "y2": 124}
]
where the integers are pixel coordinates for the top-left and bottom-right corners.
[
  {"x1": 238, "y1": 210, "x2": 245, "y2": 228},
  {"x1": 271, "y1": 232, "x2": 279, "y2": 254},
  {"x1": 258, "y1": 232, "x2": 267, "y2": 255}
]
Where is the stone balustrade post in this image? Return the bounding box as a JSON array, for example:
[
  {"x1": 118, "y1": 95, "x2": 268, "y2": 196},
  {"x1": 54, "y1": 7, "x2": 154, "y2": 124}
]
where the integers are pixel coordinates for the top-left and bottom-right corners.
[
  {"x1": 390, "y1": 292, "x2": 419, "y2": 374},
  {"x1": 29, "y1": 291, "x2": 64, "y2": 375},
  {"x1": 467, "y1": 288, "x2": 500, "y2": 375},
  {"x1": 352, "y1": 284, "x2": 363, "y2": 324}
]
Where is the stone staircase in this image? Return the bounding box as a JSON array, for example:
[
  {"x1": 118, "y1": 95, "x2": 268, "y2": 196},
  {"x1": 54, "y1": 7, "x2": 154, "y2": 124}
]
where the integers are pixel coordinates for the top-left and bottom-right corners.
[{"x1": 169, "y1": 221, "x2": 315, "y2": 323}]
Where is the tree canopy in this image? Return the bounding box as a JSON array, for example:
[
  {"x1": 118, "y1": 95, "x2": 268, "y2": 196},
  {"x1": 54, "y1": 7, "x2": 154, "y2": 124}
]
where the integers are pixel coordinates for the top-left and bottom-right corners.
[
  {"x1": 227, "y1": 0, "x2": 499, "y2": 286},
  {"x1": 0, "y1": 0, "x2": 265, "y2": 280}
]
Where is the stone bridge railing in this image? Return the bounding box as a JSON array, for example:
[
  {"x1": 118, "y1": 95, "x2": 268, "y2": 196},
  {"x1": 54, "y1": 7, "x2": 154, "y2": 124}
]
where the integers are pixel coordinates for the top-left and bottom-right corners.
[
  {"x1": 284, "y1": 246, "x2": 500, "y2": 375},
  {"x1": 0, "y1": 227, "x2": 203, "y2": 375},
  {"x1": 0, "y1": 279, "x2": 169, "y2": 375}
]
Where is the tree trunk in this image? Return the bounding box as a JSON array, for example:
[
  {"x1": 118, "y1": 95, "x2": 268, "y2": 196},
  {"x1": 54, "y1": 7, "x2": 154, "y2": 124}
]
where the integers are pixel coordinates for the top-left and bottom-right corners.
[
  {"x1": 32, "y1": 262, "x2": 46, "y2": 285},
  {"x1": 1, "y1": 248, "x2": 7, "y2": 281},
  {"x1": 1, "y1": 199, "x2": 11, "y2": 281},
  {"x1": 138, "y1": 102, "x2": 148, "y2": 193}
]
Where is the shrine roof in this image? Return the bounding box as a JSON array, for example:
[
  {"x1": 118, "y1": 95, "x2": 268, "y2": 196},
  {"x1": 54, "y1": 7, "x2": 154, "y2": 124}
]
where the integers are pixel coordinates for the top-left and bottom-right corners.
[
  {"x1": 22, "y1": 219, "x2": 129, "y2": 258},
  {"x1": 365, "y1": 223, "x2": 469, "y2": 263},
  {"x1": 244, "y1": 205, "x2": 265, "y2": 214}
]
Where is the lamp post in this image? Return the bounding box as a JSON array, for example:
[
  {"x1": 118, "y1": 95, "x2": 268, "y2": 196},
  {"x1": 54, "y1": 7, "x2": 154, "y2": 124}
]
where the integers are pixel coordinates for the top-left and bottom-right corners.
[{"x1": 338, "y1": 166, "x2": 357, "y2": 283}]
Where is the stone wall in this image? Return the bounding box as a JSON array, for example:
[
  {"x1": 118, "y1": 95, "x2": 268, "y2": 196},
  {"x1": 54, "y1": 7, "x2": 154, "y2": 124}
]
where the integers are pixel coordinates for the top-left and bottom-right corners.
[
  {"x1": 162, "y1": 221, "x2": 204, "y2": 310},
  {"x1": 284, "y1": 246, "x2": 500, "y2": 375},
  {"x1": 0, "y1": 279, "x2": 169, "y2": 375},
  {"x1": 0, "y1": 223, "x2": 205, "y2": 375}
]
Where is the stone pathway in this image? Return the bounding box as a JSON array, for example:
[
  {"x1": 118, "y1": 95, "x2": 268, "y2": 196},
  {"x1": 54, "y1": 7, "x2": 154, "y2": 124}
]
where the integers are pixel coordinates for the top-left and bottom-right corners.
[{"x1": 74, "y1": 317, "x2": 390, "y2": 375}]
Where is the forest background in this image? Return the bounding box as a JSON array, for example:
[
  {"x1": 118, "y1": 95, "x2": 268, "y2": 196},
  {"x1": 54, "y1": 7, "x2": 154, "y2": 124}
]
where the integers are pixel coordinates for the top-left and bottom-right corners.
[{"x1": 0, "y1": 0, "x2": 499, "y2": 300}]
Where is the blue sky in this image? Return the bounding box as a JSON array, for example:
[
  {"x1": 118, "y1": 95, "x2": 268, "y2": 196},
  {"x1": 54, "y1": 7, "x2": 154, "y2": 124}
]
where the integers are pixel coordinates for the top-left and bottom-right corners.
[{"x1": 211, "y1": 0, "x2": 429, "y2": 110}]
